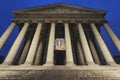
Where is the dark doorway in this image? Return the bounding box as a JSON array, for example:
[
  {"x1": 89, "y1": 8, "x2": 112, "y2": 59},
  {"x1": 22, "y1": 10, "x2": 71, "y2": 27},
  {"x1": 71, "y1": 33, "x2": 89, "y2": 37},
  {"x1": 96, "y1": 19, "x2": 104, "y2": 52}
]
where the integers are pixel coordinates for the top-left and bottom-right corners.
[{"x1": 54, "y1": 50, "x2": 65, "y2": 65}]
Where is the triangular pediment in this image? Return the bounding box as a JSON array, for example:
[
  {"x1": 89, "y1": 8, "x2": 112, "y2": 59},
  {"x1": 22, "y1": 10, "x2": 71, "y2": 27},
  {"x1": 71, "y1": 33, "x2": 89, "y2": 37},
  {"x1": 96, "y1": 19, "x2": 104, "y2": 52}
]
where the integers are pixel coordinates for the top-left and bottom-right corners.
[
  {"x1": 14, "y1": 3, "x2": 106, "y2": 14},
  {"x1": 13, "y1": 3, "x2": 106, "y2": 23}
]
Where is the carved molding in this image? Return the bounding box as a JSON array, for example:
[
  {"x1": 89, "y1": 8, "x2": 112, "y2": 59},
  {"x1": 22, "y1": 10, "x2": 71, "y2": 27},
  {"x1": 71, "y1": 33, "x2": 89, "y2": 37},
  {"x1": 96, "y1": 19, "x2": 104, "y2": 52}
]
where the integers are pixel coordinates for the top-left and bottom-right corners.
[
  {"x1": 12, "y1": 4, "x2": 107, "y2": 24},
  {"x1": 15, "y1": 13, "x2": 104, "y2": 20},
  {"x1": 12, "y1": 18, "x2": 107, "y2": 24}
]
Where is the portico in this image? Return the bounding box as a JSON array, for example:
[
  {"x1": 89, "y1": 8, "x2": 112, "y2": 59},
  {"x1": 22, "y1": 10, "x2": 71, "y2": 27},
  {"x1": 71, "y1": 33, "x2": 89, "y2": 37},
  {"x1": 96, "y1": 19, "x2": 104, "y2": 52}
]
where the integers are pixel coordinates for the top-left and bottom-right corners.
[{"x1": 0, "y1": 4, "x2": 119, "y2": 66}]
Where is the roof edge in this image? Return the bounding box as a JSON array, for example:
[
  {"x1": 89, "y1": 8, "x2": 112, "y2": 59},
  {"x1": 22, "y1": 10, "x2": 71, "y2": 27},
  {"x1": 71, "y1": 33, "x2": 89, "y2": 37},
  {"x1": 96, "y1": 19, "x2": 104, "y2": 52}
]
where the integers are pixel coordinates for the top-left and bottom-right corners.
[{"x1": 13, "y1": 3, "x2": 106, "y2": 14}]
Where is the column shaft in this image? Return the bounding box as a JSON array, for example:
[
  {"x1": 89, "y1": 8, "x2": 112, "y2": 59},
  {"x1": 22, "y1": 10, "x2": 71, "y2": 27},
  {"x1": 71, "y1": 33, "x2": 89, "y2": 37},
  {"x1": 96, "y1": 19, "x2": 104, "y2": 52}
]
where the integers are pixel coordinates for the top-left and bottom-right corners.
[
  {"x1": 64, "y1": 23, "x2": 74, "y2": 65},
  {"x1": 90, "y1": 23, "x2": 116, "y2": 65},
  {"x1": 78, "y1": 23, "x2": 95, "y2": 65},
  {"x1": 103, "y1": 23, "x2": 120, "y2": 52},
  {"x1": 77, "y1": 41, "x2": 85, "y2": 65},
  {"x1": 18, "y1": 32, "x2": 33, "y2": 64},
  {"x1": 44, "y1": 23, "x2": 55, "y2": 65},
  {"x1": 24, "y1": 23, "x2": 42, "y2": 65},
  {"x1": 0, "y1": 23, "x2": 16, "y2": 49},
  {"x1": 34, "y1": 40, "x2": 43, "y2": 65},
  {"x1": 87, "y1": 33, "x2": 101, "y2": 65},
  {"x1": 2, "y1": 23, "x2": 29, "y2": 65}
]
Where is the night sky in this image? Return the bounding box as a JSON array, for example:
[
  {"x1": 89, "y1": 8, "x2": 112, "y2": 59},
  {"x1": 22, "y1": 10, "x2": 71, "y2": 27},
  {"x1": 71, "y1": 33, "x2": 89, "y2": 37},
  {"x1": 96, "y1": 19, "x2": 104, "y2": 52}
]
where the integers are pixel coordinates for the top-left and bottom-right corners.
[{"x1": 0, "y1": 0, "x2": 120, "y2": 57}]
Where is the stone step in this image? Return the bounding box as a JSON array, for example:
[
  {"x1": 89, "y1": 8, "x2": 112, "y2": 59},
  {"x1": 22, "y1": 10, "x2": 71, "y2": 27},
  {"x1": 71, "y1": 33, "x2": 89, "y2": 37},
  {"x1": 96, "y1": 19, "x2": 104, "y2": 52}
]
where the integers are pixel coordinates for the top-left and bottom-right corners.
[{"x1": 0, "y1": 69, "x2": 120, "y2": 80}]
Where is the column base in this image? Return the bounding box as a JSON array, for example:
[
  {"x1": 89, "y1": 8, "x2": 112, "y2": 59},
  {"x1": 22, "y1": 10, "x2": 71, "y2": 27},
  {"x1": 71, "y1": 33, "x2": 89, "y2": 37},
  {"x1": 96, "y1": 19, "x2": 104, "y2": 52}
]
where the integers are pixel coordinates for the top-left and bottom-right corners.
[
  {"x1": 1, "y1": 62, "x2": 12, "y2": 65},
  {"x1": 20, "y1": 62, "x2": 33, "y2": 66},
  {"x1": 87, "y1": 62, "x2": 96, "y2": 65},
  {"x1": 43, "y1": 62, "x2": 54, "y2": 66},
  {"x1": 88, "y1": 64, "x2": 98, "y2": 67},
  {"x1": 0, "y1": 64, "x2": 9, "y2": 67},
  {"x1": 86, "y1": 62, "x2": 99, "y2": 66},
  {"x1": 65, "y1": 62, "x2": 76, "y2": 66},
  {"x1": 0, "y1": 62, "x2": 12, "y2": 68},
  {"x1": 43, "y1": 64, "x2": 54, "y2": 66},
  {"x1": 20, "y1": 64, "x2": 32, "y2": 66},
  {"x1": 107, "y1": 62, "x2": 118, "y2": 66}
]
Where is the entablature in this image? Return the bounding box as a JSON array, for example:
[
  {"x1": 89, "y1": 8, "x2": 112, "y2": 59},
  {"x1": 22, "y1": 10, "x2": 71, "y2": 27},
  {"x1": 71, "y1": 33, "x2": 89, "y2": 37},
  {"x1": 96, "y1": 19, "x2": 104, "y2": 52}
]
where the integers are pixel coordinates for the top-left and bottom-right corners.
[
  {"x1": 14, "y1": 13, "x2": 104, "y2": 20},
  {"x1": 12, "y1": 18, "x2": 107, "y2": 25}
]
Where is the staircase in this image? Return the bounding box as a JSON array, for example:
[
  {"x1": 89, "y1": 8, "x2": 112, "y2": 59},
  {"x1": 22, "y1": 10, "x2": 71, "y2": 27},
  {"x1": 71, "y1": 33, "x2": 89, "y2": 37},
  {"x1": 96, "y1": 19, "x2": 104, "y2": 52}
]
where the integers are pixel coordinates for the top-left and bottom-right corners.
[{"x1": 0, "y1": 66, "x2": 120, "y2": 80}]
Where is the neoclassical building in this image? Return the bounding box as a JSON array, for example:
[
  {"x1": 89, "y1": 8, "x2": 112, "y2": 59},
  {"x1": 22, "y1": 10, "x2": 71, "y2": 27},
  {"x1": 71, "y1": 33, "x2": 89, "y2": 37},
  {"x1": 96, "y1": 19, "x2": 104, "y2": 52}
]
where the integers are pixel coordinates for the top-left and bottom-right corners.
[{"x1": 0, "y1": 3, "x2": 120, "y2": 79}]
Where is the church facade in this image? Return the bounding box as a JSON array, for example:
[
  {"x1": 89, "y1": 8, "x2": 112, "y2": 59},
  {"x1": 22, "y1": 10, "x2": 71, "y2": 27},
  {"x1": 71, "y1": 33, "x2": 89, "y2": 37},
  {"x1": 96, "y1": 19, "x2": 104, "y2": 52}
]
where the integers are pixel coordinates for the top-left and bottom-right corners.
[{"x1": 0, "y1": 4, "x2": 120, "y2": 79}]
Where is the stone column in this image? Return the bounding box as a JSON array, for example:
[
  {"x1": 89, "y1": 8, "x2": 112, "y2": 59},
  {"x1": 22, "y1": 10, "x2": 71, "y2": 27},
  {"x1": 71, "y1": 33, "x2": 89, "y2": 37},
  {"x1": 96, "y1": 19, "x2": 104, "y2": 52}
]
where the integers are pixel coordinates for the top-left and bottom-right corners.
[
  {"x1": 2, "y1": 23, "x2": 29, "y2": 65},
  {"x1": 34, "y1": 39, "x2": 43, "y2": 65},
  {"x1": 78, "y1": 23, "x2": 95, "y2": 65},
  {"x1": 18, "y1": 32, "x2": 33, "y2": 64},
  {"x1": 44, "y1": 23, "x2": 55, "y2": 66},
  {"x1": 64, "y1": 23, "x2": 75, "y2": 65},
  {"x1": 103, "y1": 23, "x2": 120, "y2": 52},
  {"x1": 24, "y1": 23, "x2": 42, "y2": 65},
  {"x1": 0, "y1": 23, "x2": 16, "y2": 49},
  {"x1": 77, "y1": 41, "x2": 85, "y2": 65},
  {"x1": 86, "y1": 32, "x2": 101, "y2": 65},
  {"x1": 90, "y1": 23, "x2": 116, "y2": 65}
]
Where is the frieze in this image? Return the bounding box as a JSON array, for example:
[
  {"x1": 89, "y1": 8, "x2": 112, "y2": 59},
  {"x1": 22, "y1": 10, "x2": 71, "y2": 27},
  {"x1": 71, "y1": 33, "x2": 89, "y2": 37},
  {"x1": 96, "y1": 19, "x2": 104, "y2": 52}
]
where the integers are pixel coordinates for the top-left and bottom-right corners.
[
  {"x1": 12, "y1": 18, "x2": 107, "y2": 24},
  {"x1": 38, "y1": 8, "x2": 86, "y2": 13},
  {"x1": 15, "y1": 13, "x2": 104, "y2": 19}
]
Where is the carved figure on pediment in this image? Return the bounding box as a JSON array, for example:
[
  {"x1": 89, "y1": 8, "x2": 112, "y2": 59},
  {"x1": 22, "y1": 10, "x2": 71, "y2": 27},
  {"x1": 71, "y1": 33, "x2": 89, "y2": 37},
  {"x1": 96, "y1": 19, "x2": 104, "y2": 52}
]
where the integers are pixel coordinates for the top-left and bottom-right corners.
[{"x1": 42, "y1": 8, "x2": 80, "y2": 13}]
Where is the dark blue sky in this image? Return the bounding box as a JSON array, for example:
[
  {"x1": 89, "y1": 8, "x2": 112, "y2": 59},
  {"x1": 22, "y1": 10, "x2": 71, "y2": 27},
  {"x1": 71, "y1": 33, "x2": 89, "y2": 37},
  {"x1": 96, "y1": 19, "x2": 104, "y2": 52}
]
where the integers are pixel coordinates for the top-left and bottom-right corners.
[{"x1": 0, "y1": 0, "x2": 120, "y2": 56}]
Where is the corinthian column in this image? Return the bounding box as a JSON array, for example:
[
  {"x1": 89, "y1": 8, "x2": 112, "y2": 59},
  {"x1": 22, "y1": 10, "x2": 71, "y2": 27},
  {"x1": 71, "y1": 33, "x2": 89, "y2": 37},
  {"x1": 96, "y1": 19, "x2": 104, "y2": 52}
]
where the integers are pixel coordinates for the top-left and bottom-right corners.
[
  {"x1": 64, "y1": 23, "x2": 75, "y2": 65},
  {"x1": 24, "y1": 23, "x2": 42, "y2": 65},
  {"x1": 0, "y1": 23, "x2": 16, "y2": 49},
  {"x1": 103, "y1": 23, "x2": 120, "y2": 52},
  {"x1": 44, "y1": 23, "x2": 55, "y2": 66},
  {"x1": 90, "y1": 23, "x2": 116, "y2": 65},
  {"x1": 2, "y1": 23, "x2": 29, "y2": 65},
  {"x1": 78, "y1": 23, "x2": 95, "y2": 65}
]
